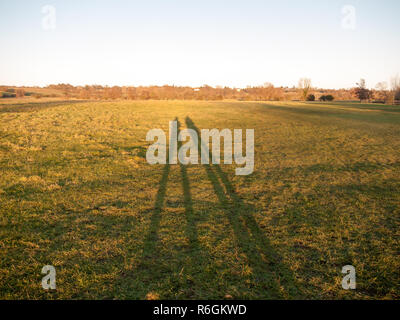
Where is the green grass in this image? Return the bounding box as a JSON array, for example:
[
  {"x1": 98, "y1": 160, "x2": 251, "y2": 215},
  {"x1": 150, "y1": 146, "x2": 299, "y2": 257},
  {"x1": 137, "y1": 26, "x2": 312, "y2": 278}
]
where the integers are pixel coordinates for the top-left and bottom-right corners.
[{"x1": 0, "y1": 100, "x2": 399, "y2": 299}]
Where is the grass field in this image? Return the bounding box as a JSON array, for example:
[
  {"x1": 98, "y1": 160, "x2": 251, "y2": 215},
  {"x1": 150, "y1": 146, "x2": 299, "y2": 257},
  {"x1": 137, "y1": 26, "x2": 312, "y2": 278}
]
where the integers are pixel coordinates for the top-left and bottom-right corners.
[{"x1": 0, "y1": 99, "x2": 399, "y2": 299}]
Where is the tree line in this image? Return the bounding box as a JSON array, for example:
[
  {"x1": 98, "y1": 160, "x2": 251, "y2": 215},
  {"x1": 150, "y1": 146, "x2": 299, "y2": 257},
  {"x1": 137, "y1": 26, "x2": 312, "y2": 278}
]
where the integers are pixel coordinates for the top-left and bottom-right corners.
[
  {"x1": 2, "y1": 77, "x2": 400, "y2": 104},
  {"x1": 41, "y1": 82, "x2": 354, "y2": 101},
  {"x1": 47, "y1": 83, "x2": 286, "y2": 101}
]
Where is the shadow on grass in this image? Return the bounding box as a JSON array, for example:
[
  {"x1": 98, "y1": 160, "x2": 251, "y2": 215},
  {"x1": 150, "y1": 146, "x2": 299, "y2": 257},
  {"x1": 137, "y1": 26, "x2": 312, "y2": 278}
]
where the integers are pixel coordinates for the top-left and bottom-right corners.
[
  {"x1": 314, "y1": 101, "x2": 400, "y2": 113},
  {"x1": 176, "y1": 119, "x2": 223, "y2": 298},
  {"x1": 0, "y1": 100, "x2": 88, "y2": 113},
  {"x1": 133, "y1": 118, "x2": 220, "y2": 298},
  {"x1": 177, "y1": 119, "x2": 200, "y2": 255},
  {"x1": 106, "y1": 117, "x2": 300, "y2": 298},
  {"x1": 185, "y1": 116, "x2": 300, "y2": 298},
  {"x1": 263, "y1": 103, "x2": 400, "y2": 125}
]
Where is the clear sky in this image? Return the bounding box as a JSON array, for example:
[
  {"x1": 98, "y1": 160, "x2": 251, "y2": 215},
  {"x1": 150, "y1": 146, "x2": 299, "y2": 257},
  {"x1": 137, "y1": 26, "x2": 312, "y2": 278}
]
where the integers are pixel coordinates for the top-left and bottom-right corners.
[{"x1": 1, "y1": 0, "x2": 399, "y2": 89}]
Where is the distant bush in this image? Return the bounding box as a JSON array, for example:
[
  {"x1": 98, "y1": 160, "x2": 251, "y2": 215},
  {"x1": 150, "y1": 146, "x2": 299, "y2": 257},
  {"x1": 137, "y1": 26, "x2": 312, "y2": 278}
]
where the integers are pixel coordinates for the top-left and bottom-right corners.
[
  {"x1": 306, "y1": 94, "x2": 315, "y2": 101},
  {"x1": 6, "y1": 88, "x2": 15, "y2": 93},
  {"x1": 1, "y1": 92, "x2": 16, "y2": 98},
  {"x1": 33, "y1": 93, "x2": 43, "y2": 99},
  {"x1": 319, "y1": 94, "x2": 334, "y2": 102}
]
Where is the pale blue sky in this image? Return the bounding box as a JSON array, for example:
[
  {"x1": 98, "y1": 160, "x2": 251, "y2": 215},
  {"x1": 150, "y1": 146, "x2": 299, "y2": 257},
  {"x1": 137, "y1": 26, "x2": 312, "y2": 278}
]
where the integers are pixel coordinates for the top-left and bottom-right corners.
[{"x1": 1, "y1": 0, "x2": 399, "y2": 89}]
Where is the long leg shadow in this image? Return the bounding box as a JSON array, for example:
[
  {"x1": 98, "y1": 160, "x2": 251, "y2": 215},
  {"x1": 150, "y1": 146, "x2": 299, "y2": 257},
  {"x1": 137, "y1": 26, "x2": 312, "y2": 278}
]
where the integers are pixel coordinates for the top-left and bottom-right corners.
[
  {"x1": 185, "y1": 116, "x2": 300, "y2": 298},
  {"x1": 142, "y1": 159, "x2": 170, "y2": 258},
  {"x1": 134, "y1": 118, "x2": 218, "y2": 298},
  {"x1": 135, "y1": 119, "x2": 175, "y2": 287},
  {"x1": 177, "y1": 119, "x2": 222, "y2": 297},
  {"x1": 81, "y1": 122, "x2": 173, "y2": 299},
  {"x1": 177, "y1": 120, "x2": 199, "y2": 251}
]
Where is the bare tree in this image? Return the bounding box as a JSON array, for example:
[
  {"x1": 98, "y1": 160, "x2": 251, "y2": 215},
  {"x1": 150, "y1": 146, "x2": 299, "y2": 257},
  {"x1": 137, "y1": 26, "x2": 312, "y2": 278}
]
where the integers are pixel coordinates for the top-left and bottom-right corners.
[
  {"x1": 127, "y1": 87, "x2": 137, "y2": 100},
  {"x1": 110, "y1": 86, "x2": 122, "y2": 99},
  {"x1": 16, "y1": 89, "x2": 25, "y2": 98},
  {"x1": 381, "y1": 75, "x2": 400, "y2": 105},
  {"x1": 391, "y1": 74, "x2": 400, "y2": 102},
  {"x1": 391, "y1": 75, "x2": 400, "y2": 90},
  {"x1": 375, "y1": 82, "x2": 388, "y2": 103},
  {"x1": 298, "y1": 78, "x2": 312, "y2": 101}
]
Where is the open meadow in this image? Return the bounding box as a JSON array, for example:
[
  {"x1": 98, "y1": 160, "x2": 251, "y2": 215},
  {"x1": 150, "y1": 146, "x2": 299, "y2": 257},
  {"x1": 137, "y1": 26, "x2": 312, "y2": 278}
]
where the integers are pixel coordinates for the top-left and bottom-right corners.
[{"x1": 0, "y1": 99, "x2": 399, "y2": 299}]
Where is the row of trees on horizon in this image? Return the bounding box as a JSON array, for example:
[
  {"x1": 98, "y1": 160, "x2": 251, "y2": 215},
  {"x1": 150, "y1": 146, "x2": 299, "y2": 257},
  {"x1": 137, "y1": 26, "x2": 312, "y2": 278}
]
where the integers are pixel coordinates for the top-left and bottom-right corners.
[
  {"x1": 1, "y1": 77, "x2": 400, "y2": 104},
  {"x1": 297, "y1": 77, "x2": 400, "y2": 104}
]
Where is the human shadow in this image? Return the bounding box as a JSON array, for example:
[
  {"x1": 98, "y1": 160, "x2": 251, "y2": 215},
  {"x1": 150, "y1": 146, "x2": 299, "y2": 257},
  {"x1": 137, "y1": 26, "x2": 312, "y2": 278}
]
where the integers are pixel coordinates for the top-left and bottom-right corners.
[
  {"x1": 185, "y1": 116, "x2": 301, "y2": 298},
  {"x1": 176, "y1": 119, "x2": 224, "y2": 298},
  {"x1": 139, "y1": 119, "x2": 174, "y2": 266},
  {"x1": 141, "y1": 158, "x2": 170, "y2": 259},
  {"x1": 177, "y1": 119, "x2": 199, "y2": 252},
  {"x1": 107, "y1": 116, "x2": 300, "y2": 298},
  {"x1": 129, "y1": 117, "x2": 222, "y2": 298}
]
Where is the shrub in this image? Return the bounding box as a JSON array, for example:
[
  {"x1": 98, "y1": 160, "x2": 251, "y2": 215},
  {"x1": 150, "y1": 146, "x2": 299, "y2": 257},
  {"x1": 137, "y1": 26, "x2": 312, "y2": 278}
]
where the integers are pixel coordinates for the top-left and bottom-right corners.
[
  {"x1": 306, "y1": 94, "x2": 315, "y2": 101},
  {"x1": 319, "y1": 95, "x2": 334, "y2": 102},
  {"x1": 1, "y1": 92, "x2": 16, "y2": 98}
]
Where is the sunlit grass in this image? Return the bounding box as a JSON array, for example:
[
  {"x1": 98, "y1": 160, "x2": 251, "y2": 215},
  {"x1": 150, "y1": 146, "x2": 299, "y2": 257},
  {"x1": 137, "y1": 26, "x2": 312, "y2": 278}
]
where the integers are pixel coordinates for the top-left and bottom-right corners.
[{"x1": 0, "y1": 100, "x2": 399, "y2": 299}]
